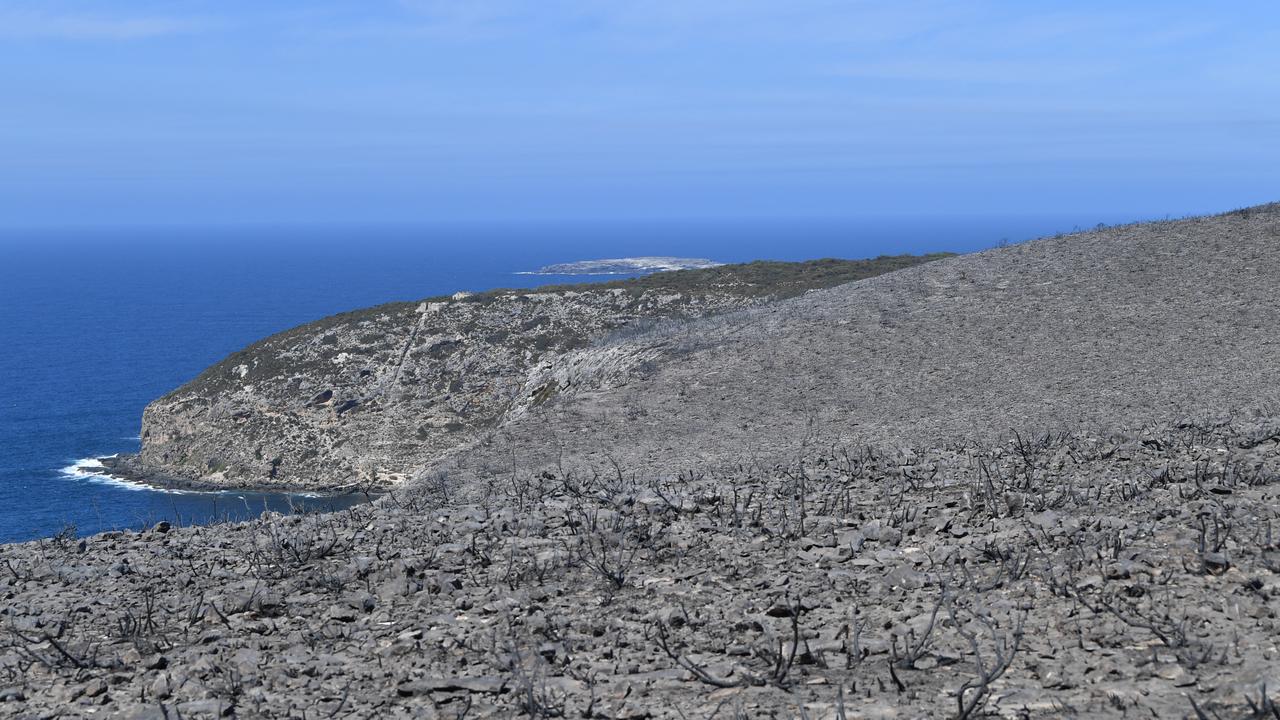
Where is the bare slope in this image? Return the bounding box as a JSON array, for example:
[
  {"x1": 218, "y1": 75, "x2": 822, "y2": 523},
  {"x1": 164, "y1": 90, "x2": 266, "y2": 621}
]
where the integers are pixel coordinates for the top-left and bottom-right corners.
[{"x1": 438, "y1": 205, "x2": 1280, "y2": 486}]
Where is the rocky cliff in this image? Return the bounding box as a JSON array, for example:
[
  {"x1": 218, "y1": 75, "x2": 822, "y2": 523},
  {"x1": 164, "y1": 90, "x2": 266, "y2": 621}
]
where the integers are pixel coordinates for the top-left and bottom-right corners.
[{"x1": 117, "y1": 255, "x2": 950, "y2": 491}]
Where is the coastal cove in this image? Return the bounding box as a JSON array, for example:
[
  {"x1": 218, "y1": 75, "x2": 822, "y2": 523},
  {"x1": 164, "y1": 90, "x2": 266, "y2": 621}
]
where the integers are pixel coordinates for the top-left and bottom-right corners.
[
  {"x1": 62, "y1": 455, "x2": 371, "y2": 519},
  {"x1": 1, "y1": 215, "x2": 1126, "y2": 542}
]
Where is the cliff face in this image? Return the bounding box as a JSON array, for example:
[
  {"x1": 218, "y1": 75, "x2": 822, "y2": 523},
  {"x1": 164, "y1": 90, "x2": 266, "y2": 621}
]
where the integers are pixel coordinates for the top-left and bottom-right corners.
[{"x1": 127, "y1": 256, "x2": 949, "y2": 491}]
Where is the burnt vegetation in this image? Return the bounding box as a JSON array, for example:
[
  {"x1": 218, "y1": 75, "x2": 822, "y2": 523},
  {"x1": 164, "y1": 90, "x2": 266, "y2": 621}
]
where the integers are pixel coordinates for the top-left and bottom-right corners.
[
  {"x1": 3, "y1": 413, "x2": 1280, "y2": 717},
  {"x1": 177, "y1": 255, "x2": 949, "y2": 400},
  {"x1": 525, "y1": 254, "x2": 957, "y2": 300}
]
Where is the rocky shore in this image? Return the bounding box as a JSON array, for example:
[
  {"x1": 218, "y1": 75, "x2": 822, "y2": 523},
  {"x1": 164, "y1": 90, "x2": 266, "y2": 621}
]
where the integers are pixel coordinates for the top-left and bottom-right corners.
[
  {"x1": 90, "y1": 455, "x2": 277, "y2": 495},
  {"x1": 84, "y1": 455, "x2": 372, "y2": 497}
]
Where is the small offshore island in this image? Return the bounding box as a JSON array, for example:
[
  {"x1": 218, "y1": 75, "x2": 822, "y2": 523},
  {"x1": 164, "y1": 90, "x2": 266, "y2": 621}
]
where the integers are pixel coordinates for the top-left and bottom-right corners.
[
  {"x1": 522, "y1": 256, "x2": 725, "y2": 275},
  {"x1": 4, "y1": 206, "x2": 1280, "y2": 718}
]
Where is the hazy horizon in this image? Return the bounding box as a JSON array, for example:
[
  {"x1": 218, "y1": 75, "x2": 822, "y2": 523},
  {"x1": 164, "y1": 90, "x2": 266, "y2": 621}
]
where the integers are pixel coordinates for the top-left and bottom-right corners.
[{"x1": 0, "y1": 209, "x2": 1161, "y2": 235}]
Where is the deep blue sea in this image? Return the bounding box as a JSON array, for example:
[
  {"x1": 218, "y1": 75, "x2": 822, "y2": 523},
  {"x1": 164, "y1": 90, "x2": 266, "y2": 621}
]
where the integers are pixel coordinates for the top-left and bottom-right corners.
[{"x1": 0, "y1": 215, "x2": 1124, "y2": 543}]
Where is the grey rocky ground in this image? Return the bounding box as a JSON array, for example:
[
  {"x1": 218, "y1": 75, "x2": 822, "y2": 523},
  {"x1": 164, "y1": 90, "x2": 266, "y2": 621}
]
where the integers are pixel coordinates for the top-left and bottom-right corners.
[
  {"x1": 448, "y1": 205, "x2": 1280, "y2": 488},
  {"x1": 3, "y1": 204, "x2": 1280, "y2": 718},
  {"x1": 3, "y1": 415, "x2": 1279, "y2": 718}
]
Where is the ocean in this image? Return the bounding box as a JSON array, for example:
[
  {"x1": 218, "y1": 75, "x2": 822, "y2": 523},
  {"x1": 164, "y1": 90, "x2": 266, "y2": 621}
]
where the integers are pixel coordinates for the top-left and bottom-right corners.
[{"x1": 0, "y1": 215, "x2": 1120, "y2": 543}]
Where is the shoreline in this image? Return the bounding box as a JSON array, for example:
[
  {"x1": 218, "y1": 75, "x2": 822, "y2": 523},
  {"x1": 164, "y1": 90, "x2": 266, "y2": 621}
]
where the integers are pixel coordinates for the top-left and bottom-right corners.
[{"x1": 87, "y1": 454, "x2": 371, "y2": 498}]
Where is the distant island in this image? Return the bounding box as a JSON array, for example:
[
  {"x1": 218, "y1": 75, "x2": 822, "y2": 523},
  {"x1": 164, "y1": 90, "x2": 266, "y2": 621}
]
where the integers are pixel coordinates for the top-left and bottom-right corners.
[{"x1": 520, "y1": 256, "x2": 724, "y2": 275}]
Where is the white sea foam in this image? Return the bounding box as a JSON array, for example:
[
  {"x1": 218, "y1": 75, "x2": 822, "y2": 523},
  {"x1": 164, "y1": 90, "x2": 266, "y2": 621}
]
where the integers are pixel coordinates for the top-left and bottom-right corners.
[
  {"x1": 60, "y1": 458, "x2": 340, "y2": 499},
  {"x1": 60, "y1": 457, "x2": 199, "y2": 495}
]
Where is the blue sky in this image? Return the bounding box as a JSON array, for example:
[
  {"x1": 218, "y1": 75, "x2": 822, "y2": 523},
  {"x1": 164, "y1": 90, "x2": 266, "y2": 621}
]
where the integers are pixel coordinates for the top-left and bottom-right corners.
[{"x1": 1, "y1": 1, "x2": 1277, "y2": 226}]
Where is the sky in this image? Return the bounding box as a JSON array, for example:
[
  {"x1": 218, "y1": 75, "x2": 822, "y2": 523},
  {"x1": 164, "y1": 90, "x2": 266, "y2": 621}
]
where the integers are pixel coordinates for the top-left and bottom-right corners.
[{"x1": 0, "y1": 1, "x2": 1277, "y2": 227}]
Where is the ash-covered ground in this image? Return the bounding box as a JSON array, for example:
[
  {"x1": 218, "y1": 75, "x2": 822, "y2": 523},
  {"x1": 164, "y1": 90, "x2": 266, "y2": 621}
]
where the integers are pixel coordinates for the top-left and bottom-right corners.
[
  {"x1": 3, "y1": 414, "x2": 1279, "y2": 718},
  {"x1": 5, "y1": 204, "x2": 1280, "y2": 718}
]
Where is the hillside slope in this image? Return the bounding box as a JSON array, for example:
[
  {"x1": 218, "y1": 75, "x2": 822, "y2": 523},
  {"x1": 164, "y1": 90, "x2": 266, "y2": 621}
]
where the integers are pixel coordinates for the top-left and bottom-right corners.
[
  {"x1": 116, "y1": 255, "x2": 948, "y2": 491},
  {"x1": 435, "y1": 205, "x2": 1280, "y2": 487}
]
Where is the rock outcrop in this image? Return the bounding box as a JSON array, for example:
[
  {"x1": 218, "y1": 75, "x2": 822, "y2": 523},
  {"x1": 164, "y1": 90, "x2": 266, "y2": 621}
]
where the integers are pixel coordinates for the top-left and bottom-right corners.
[{"x1": 122, "y1": 256, "x2": 950, "y2": 491}]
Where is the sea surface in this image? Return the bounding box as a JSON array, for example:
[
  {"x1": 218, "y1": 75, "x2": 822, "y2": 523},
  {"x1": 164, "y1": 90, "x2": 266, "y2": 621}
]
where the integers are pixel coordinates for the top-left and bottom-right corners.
[{"x1": 0, "y1": 215, "x2": 1125, "y2": 543}]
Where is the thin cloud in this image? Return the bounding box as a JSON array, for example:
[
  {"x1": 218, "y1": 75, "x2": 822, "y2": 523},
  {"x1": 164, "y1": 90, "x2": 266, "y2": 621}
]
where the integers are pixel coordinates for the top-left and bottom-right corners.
[
  {"x1": 830, "y1": 58, "x2": 1118, "y2": 85},
  {"x1": 0, "y1": 9, "x2": 206, "y2": 40},
  {"x1": 369, "y1": 0, "x2": 952, "y2": 46}
]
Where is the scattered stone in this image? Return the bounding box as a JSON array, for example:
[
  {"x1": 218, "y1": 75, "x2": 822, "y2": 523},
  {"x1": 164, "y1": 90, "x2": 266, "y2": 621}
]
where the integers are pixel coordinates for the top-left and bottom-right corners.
[
  {"x1": 396, "y1": 676, "x2": 506, "y2": 696},
  {"x1": 0, "y1": 688, "x2": 25, "y2": 702}
]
